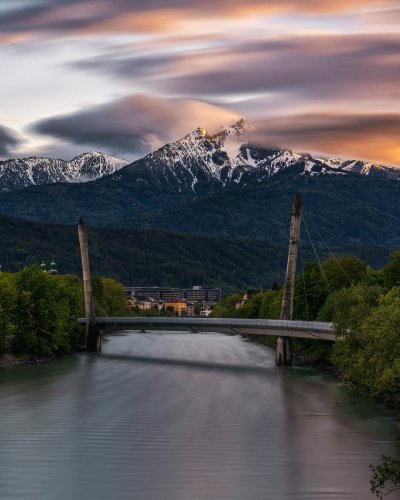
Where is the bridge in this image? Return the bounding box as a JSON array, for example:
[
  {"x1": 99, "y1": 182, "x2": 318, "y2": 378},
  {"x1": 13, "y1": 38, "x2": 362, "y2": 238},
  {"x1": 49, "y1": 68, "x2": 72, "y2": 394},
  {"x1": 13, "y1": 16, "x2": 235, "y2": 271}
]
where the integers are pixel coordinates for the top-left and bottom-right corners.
[
  {"x1": 77, "y1": 192, "x2": 336, "y2": 366},
  {"x1": 77, "y1": 317, "x2": 335, "y2": 341}
]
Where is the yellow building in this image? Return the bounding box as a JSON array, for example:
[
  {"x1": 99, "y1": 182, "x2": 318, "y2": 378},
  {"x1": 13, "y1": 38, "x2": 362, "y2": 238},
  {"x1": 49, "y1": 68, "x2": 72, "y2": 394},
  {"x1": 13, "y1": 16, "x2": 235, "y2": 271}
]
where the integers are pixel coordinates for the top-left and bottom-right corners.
[{"x1": 163, "y1": 300, "x2": 188, "y2": 316}]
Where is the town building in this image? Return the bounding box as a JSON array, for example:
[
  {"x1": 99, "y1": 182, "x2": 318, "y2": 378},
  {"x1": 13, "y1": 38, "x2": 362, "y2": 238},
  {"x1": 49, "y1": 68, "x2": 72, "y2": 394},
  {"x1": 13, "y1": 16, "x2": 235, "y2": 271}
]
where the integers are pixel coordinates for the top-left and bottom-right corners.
[
  {"x1": 40, "y1": 259, "x2": 58, "y2": 275},
  {"x1": 125, "y1": 287, "x2": 184, "y2": 301},
  {"x1": 163, "y1": 299, "x2": 188, "y2": 317},
  {"x1": 125, "y1": 286, "x2": 223, "y2": 303},
  {"x1": 129, "y1": 295, "x2": 159, "y2": 310},
  {"x1": 185, "y1": 286, "x2": 223, "y2": 302}
]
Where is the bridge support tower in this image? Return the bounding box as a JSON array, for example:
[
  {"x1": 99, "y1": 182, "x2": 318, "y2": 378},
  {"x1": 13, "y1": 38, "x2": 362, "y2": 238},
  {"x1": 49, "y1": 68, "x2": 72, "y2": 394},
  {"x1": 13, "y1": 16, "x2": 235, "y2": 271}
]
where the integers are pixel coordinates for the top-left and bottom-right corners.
[
  {"x1": 276, "y1": 192, "x2": 303, "y2": 366},
  {"x1": 78, "y1": 217, "x2": 101, "y2": 352}
]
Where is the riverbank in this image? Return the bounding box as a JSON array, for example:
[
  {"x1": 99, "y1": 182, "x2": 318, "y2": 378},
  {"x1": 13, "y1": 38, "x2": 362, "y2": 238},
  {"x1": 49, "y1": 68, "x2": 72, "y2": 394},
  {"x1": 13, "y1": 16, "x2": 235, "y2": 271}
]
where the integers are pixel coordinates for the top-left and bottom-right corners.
[
  {"x1": 245, "y1": 333, "x2": 341, "y2": 375},
  {"x1": 0, "y1": 352, "x2": 57, "y2": 368}
]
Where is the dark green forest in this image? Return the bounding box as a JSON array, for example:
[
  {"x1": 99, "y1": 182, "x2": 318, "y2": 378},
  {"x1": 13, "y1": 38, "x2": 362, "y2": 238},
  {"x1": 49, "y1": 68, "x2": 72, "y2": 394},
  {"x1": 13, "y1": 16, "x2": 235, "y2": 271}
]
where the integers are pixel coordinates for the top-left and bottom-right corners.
[
  {"x1": 1, "y1": 169, "x2": 400, "y2": 248},
  {"x1": 0, "y1": 214, "x2": 393, "y2": 292}
]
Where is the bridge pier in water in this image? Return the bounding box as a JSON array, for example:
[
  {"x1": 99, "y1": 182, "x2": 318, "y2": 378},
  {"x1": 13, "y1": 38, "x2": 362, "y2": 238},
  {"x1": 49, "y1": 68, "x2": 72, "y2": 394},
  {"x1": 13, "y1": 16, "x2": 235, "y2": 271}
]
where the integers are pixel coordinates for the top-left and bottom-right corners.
[
  {"x1": 78, "y1": 217, "x2": 101, "y2": 352},
  {"x1": 276, "y1": 192, "x2": 303, "y2": 366}
]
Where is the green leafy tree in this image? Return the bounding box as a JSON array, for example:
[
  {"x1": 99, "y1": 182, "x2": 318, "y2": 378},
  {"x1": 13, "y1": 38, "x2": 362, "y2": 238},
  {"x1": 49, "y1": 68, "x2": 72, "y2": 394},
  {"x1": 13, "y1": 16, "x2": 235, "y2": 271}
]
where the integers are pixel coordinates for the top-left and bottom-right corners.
[
  {"x1": 382, "y1": 251, "x2": 400, "y2": 290},
  {"x1": 294, "y1": 257, "x2": 367, "y2": 320},
  {"x1": 293, "y1": 261, "x2": 328, "y2": 320},
  {"x1": 211, "y1": 293, "x2": 242, "y2": 318},
  {"x1": 370, "y1": 456, "x2": 400, "y2": 499},
  {"x1": 13, "y1": 267, "x2": 83, "y2": 355},
  {"x1": 322, "y1": 255, "x2": 367, "y2": 290},
  {"x1": 0, "y1": 273, "x2": 18, "y2": 353},
  {"x1": 0, "y1": 307, "x2": 9, "y2": 354},
  {"x1": 241, "y1": 291, "x2": 264, "y2": 318},
  {"x1": 258, "y1": 289, "x2": 283, "y2": 319},
  {"x1": 92, "y1": 276, "x2": 128, "y2": 317},
  {"x1": 318, "y1": 285, "x2": 382, "y2": 330}
]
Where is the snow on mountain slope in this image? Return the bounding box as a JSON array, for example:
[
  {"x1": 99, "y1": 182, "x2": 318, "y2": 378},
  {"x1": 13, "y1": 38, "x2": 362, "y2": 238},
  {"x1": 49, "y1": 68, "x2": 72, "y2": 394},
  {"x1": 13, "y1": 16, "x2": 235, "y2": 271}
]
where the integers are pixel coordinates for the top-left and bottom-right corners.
[
  {"x1": 2, "y1": 119, "x2": 399, "y2": 194},
  {"x1": 118, "y1": 118, "x2": 389, "y2": 194},
  {"x1": 0, "y1": 151, "x2": 129, "y2": 192},
  {"x1": 325, "y1": 158, "x2": 400, "y2": 180}
]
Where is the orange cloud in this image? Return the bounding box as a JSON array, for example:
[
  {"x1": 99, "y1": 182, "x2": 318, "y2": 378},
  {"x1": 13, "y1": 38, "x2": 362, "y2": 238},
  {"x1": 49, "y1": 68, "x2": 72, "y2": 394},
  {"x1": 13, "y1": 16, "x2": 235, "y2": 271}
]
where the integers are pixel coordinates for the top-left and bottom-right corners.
[
  {"x1": 81, "y1": 10, "x2": 184, "y2": 35},
  {"x1": 251, "y1": 113, "x2": 400, "y2": 166}
]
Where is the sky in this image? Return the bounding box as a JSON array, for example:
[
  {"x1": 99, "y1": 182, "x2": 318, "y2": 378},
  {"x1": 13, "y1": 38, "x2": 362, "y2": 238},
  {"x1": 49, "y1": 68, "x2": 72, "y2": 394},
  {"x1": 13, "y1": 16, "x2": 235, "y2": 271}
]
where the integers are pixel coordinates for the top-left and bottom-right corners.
[{"x1": 1, "y1": 0, "x2": 400, "y2": 165}]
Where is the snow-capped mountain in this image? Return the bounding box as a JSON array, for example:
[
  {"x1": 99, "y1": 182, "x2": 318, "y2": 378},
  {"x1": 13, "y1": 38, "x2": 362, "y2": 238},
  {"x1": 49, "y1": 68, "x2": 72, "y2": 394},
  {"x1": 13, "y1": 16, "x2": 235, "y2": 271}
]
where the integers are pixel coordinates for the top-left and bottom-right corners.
[
  {"x1": 2, "y1": 119, "x2": 398, "y2": 194},
  {"x1": 324, "y1": 158, "x2": 400, "y2": 180},
  {"x1": 0, "y1": 151, "x2": 129, "y2": 192},
  {"x1": 1, "y1": 118, "x2": 400, "y2": 248},
  {"x1": 111, "y1": 118, "x2": 400, "y2": 194}
]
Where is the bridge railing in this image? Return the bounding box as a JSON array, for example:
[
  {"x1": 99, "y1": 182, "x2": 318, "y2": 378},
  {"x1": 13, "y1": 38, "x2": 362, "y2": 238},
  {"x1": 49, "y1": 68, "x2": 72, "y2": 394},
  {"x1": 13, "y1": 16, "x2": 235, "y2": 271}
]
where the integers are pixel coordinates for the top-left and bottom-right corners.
[{"x1": 77, "y1": 317, "x2": 335, "y2": 341}]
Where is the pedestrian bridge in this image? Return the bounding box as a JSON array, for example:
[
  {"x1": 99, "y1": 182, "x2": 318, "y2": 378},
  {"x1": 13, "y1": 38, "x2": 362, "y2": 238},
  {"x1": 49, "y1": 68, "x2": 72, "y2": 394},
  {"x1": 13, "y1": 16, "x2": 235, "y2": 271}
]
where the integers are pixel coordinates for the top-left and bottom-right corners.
[{"x1": 77, "y1": 317, "x2": 335, "y2": 341}]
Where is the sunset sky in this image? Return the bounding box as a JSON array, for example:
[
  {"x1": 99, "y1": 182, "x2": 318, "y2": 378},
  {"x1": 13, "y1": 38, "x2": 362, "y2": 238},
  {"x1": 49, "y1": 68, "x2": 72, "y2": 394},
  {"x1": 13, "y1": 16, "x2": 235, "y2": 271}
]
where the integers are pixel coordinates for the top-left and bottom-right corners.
[{"x1": 1, "y1": 0, "x2": 400, "y2": 165}]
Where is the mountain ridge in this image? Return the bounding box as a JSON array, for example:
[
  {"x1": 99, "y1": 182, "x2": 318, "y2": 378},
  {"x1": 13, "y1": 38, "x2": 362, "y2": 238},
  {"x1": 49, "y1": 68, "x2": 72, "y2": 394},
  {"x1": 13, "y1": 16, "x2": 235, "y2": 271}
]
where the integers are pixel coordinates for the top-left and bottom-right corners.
[
  {"x1": 1, "y1": 118, "x2": 400, "y2": 194},
  {"x1": 0, "y1": 151, "x2": 129, "y2": 192}
]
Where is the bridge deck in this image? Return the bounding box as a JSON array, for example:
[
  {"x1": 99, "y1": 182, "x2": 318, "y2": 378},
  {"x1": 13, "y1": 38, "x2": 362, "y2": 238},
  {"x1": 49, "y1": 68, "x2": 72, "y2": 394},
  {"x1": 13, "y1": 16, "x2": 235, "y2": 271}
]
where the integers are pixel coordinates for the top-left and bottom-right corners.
[{"x1": 78, "y1": 317, "x2": 335, "y2": 341}]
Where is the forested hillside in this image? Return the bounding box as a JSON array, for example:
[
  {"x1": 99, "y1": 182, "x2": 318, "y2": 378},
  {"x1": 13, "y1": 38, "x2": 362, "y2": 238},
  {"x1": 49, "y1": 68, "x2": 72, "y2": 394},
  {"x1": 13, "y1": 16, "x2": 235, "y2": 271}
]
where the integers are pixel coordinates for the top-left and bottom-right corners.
[
  {"x1": 0, "y1": 215, "x2": 393, "y2": 290},
  {"x1": 1, "y1": 168, "x2": 400, "y2": 248}
]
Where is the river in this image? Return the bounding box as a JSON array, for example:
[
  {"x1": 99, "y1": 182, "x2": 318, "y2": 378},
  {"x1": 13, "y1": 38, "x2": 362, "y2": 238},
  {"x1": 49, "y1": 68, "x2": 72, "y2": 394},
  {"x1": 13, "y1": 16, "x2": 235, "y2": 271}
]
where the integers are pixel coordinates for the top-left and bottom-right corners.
[{"x1": 0, "y1": 332, "x2": 397, "y2": 500}]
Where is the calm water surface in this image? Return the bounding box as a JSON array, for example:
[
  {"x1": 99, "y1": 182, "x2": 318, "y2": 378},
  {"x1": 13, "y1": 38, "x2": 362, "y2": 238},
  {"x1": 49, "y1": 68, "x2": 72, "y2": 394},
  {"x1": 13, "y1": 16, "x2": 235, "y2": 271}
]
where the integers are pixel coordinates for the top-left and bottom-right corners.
[{"x1": 0, "y1": 332, "x2": 397, "y2": 500}]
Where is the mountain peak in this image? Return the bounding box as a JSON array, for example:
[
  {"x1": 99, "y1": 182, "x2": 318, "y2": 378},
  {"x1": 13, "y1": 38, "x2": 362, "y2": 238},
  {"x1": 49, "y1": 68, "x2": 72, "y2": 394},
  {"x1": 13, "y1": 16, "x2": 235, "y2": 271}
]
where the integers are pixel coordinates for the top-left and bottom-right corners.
[
  {"x1": 180, "y1": 118, "x2": 253, "y2": 144},
  {"x1": 0, "y1": 151, "x2": 129, "y2": 192},
  {"x1": 227, "y1": 118, "x2": 254, "y2": 134},
  {"x1": 195, "y1": 127, "x2": 208, "y2": 138}
]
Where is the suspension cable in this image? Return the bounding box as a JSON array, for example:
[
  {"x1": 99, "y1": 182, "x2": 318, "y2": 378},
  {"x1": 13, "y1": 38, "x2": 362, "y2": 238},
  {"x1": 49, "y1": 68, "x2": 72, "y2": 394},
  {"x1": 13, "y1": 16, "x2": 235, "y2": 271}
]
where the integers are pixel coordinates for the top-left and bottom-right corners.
[
  {"x1": 303, "y1": 212, "x2": 353, "y2": 286},
  {"x1": 299, "y1": 236, "x2": 309, "y2": 320},
  {"x1": 302, "y1": 217, "x2": 334, "y2": 297}
]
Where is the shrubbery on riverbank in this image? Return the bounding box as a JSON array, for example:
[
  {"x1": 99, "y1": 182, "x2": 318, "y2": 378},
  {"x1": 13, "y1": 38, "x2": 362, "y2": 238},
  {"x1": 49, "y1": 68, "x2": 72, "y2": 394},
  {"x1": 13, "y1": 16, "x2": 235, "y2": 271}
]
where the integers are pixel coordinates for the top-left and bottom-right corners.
[
  {"x1": 0, "y1": 266, "x2": 128, "y2": 357},
  {"x1": 212, "y1": 253, "x2": 400, "y2": 407},
  {"x1": 212, "y1": 252, "x2": 400, "y2": 497}
]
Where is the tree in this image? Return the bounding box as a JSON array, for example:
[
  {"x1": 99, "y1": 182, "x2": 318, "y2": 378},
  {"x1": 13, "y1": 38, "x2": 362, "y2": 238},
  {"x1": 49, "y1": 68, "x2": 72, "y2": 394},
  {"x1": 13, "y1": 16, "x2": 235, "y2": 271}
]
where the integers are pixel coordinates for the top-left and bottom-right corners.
[
  {"x1": 211, "y1": 293, "x2": 242, "y2": 318},
  {"x1": 370, "y1": 456, "x2": 400, "y2": 499},
  {"x1": 294, "y1": 257, "x2": 367, "y2": 321},
  {"x1": 241, "y1": 291, "x2": 264, "y2": 318},
  {"x1": 322, "y1": 255, "x2": 367, "y2": 291},
  {"x1": 0, "y1": 307, "x2": 9, "y2": 354},
  {"x1": 327, "y1": 286, "x2": 400, "y2": 408},
  {"x1": 258, "y1": 289, "x2": 282, "y2": 319},
  {"x1": 92, "y1": 276, "x2": 128, "y2": 316},
  {"x1": 293, "y1": 261, "x2": 328, "y2": 320},
  {"x1": 13, "y1": 266, "x2": 83, "y2": 355},
  {"x1": 382, "y1": 251, "x2": 400, "y2": 290},
  {"x1": 318, "y1": 284, "x2": 382, "y2": 331},
  {"x1": 0, "y1": 273, "x2": 18, "y2": 354}
]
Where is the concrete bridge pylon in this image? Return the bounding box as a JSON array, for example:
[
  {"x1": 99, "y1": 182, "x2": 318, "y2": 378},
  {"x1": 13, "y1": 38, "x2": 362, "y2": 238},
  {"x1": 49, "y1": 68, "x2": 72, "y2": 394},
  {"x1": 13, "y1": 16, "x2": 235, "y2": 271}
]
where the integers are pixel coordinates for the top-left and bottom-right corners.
[
  {"x1": 276, "y1": 192, "x2": 303, "y2": 366},
  {"x1": 78, "y1": 217, "x2": 101, "y2": 352}
]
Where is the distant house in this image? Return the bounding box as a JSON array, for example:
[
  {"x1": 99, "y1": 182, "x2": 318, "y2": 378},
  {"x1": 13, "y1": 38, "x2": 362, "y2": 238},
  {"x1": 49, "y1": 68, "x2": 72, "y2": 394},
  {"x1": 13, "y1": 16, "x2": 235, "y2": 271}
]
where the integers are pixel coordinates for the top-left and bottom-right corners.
[
  {"x1": 243, "y1": 289, "x2": 256, "y2": 301},
  {"x1": 186, "y1": 302, "x2": 195, "y2": 317},
  {"x1": 40, "y1": 259, "x2": 58, "y2": 275},
  {"x1": 131, "y1": 295, "x2": 158, "y2": 311},
  {"x1": 200, "y1": 303, "x2": 213, "y2": 317},
  {"x1": 236, "y1": 289, "x2": 262, "y2": 309},
  {"x1": 163, "y1": 299, "x2": 188, "y2": 317}
]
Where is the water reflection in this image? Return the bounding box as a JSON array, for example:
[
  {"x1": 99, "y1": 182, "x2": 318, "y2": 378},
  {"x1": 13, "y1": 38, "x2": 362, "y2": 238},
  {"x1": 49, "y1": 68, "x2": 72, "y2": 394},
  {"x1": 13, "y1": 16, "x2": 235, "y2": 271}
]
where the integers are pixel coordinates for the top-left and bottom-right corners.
[{"x1": 0, "y1": 332, "x2": 396, "y2": 500}]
